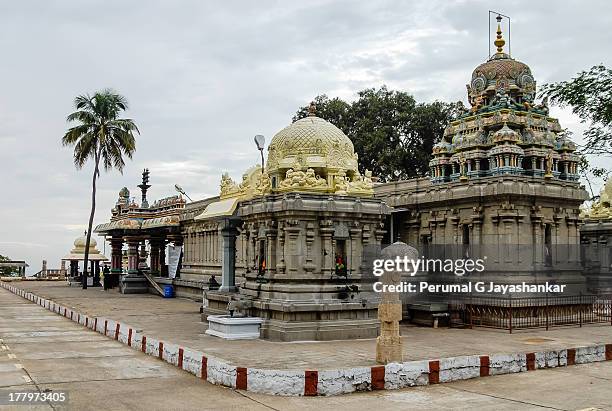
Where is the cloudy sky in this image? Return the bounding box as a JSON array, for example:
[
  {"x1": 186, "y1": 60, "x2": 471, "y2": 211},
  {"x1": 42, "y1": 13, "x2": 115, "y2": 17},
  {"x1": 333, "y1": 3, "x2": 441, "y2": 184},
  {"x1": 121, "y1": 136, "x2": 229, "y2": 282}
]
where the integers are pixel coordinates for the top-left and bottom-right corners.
[{"x1": 1, "y1": 0, "x2": 610, "y2": 273}]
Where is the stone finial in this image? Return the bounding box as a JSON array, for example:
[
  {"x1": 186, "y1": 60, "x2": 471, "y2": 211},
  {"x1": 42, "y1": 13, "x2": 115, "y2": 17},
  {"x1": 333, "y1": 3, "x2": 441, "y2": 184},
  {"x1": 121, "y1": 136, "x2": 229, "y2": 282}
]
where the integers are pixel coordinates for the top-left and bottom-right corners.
[
  {"x1": 376, "y1": 241, "x2": 418, "y2": 364},
  {"x1": 138, "y1": 168, "x2": 151, "y2": 208},
  {"x1": 308, "y1": 101, "x2": 316, "y2": 117},
  {"x1": 494, "y1": 15, "x2": 505, "y2": 53}
]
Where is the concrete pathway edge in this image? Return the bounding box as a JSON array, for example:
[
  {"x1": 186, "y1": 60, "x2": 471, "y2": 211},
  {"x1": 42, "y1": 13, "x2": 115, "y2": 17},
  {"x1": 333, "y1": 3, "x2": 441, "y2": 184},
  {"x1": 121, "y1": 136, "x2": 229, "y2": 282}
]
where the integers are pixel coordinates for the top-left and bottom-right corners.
[{"x1": 3, "y1": 281, "x2": 612, "y2": 397}]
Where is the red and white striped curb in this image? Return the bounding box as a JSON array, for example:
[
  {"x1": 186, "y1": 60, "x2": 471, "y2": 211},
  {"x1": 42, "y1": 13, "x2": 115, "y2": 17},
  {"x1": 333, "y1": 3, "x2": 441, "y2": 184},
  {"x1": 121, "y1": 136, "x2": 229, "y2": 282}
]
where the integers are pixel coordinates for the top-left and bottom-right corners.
[{"x1": 2, "y1": 281, "x2": 612, "y2": 396}]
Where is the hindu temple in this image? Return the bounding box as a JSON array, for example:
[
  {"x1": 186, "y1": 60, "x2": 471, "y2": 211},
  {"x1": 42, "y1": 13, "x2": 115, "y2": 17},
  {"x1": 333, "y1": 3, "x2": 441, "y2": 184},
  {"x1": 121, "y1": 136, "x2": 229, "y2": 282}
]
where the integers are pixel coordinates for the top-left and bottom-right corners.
[
  {"x1": 62, "y1": 233, "x2": 108, "y2": 286},
  {"x1": 581, "y1": 179, "x2": 612, "y2": 293},
  {"x1": 94, "y1": 16, "x2": 607, "y2": 339},
  {"x1": 189, "y1": 105, "x2": 389, "y2": 341}
]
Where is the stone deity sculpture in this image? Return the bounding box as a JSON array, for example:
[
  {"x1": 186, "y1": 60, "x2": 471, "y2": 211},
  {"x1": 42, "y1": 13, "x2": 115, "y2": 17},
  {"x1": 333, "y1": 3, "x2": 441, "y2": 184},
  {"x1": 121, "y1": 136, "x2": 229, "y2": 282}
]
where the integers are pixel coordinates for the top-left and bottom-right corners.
[{"x1": 545, "y1": 150, "x2": 554, "y2": 178}]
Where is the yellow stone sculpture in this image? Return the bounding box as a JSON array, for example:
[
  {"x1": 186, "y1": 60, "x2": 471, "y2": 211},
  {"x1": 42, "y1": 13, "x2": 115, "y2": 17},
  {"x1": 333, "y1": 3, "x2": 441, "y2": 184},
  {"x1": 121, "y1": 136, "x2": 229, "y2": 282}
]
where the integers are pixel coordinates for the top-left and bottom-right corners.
[
  {"x1": 585, "y1": 179, "x2": 612, "y2": 220},
  {"x1": 220, "y1": 165, "x2": 269, "y2": 200},
  {"x1": 218, "y1": 101, "x2": 375, "y2": 200},
  {"x1": 278, "y1": 168, "x2": 328, "y2": 191}
]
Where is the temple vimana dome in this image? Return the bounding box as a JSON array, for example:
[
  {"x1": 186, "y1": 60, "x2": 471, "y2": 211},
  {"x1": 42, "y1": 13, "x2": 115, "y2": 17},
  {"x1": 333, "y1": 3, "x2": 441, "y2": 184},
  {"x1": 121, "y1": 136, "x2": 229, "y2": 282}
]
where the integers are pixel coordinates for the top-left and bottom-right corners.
[
  {"x1": 64, "y1": 234, "x2": 106, "y2": 261},
  {"x1": 95, "y1": 16, "x2": 611, "y2": 341},
  {"x1": 430, "y1": 18, "x2": 579, "y2": 183},
  {"x1": 219, "y1": 103, "x2": 373, "y2": 200}
]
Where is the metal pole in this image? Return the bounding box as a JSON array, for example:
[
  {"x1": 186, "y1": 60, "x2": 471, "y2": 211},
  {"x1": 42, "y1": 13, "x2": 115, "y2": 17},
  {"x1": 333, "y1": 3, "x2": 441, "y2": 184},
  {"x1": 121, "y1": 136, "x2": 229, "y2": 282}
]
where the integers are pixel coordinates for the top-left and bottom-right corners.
[
  {"x1": 259, "y1": 149, "x2": 264, "y2": 174},
  {"x1": 580, "y1": 293, "x2": 583, "y2": 327},
  {"x1": 545, "y1": 292, "x2": 549, "y2": 331},
  {"x1": 469, "y1": 295, "x2": 473, "y2": 329},
  {"x1": 509, "y1": 297, "x2": 513, "y2": 334},
  {"x1": 609, "y1": 295, "x2": 612, "y2": 326}
]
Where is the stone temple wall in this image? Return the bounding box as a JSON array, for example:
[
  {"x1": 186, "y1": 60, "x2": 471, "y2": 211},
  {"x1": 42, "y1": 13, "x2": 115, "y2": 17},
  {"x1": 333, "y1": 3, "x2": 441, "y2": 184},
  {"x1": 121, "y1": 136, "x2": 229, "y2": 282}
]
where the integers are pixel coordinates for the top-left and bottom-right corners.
[
  {"x1": 375, "y1": 175, "x2": 590, "y2": 299},
  {"x1": 377, "y1": 175, "x2": 586, "y2": 247},
  {"x1": 180, "y1": 219, "x2": 248, "y2": 287},
  {"x1": 580, "y1": 219, "x2": 612, "y2": 294},
  {"x1": 204, "y1": 192, "x2": 390, "y2": 341}
]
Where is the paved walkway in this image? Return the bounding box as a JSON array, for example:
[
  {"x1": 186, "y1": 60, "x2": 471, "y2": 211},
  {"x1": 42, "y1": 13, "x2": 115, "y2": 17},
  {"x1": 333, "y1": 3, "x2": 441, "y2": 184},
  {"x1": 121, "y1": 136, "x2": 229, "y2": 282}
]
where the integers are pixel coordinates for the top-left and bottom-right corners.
[
  {"x1": 9, "y1": 281, "x2": 612, "y2": 371},
  {"x1": 0, "y1": 285, "x2": 264, "y2": 410},
  {"x1": 2, "y1": 284, "x2": 612, "y2": 410}
]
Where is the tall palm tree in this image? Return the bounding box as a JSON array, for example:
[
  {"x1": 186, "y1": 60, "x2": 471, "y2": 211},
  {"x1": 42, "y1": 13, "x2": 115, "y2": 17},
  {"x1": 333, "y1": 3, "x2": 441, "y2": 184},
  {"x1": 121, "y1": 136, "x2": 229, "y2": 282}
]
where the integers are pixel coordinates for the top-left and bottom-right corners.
[{"x1": 62, "y1": 89, "x2": 139, "y2": 289}]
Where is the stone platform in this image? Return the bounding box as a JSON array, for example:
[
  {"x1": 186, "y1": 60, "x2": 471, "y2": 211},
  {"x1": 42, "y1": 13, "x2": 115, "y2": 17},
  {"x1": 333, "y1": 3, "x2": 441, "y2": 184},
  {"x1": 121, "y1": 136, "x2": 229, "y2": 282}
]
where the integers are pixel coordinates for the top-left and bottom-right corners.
[
  {"x1": 205, "y1": 315, "x2": 263, "y2": 340},
  {"x1": 4, "y1": 281, "x2": 612, "y2": 396}
]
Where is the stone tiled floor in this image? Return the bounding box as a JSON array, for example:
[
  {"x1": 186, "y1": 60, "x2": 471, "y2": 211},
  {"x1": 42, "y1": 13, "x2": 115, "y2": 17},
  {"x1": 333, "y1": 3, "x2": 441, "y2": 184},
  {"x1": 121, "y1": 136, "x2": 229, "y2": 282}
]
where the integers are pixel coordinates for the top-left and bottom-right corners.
[
  {"x1": 8, "y1": 281, "x2": 612, "y2": 370},
  {"x1": 4, "y1": 284, "x2": 612, "y2": 410}
]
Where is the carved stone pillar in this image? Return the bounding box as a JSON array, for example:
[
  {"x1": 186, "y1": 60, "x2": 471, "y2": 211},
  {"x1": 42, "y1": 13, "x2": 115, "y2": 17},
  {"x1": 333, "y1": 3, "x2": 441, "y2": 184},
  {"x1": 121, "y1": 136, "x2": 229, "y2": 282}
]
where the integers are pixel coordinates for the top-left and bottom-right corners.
[
  {"x1": 126, "y1": 238, "x2": 140, "y2": 274},
  {"x1": 320, "y1": 219, "x2": 334, "y2": 275},
  {"x1": 276, "y1": 222, "x2": 285, "y2": 273},
  {"x1": 376, "y1": 242, "x2": 417, "y2": 364},
  {"x1": 120, "y1": 236, "x2": 149, "y2": 294},
  {"x1": 303, "y1": 222, "x2": 316, "y2": 273},
  {"x1": 70, "y1": 260, "x2": 78, "y2": 277},
  {"x1": 471, "y1": 207, "x2": 483, "y2": 245},
  {"x1": 374, "y1": 222, "x2": 386, "y2": 245},
  {"x1": 531, "y1": 208, "x2": 543, "y2": 266},
  {"x1": 246, "y1": 224, "x2": 256, "y2": 272},
  {"x1": 284, "y1": 219, "x2": 301, "y2": 273},
  {"x1": 92, "y1": 261, "x2": 101, "y2": 287},
  {"x1": 199, "y1": 230, "x2": 205, "y2": 264},
  {"x1": 205, "y1": 231, "x2": 209, "y2": 263},
  {"x1": 138, "y1": 241, "x2": 148, "y2": 270},
  {"x1": 219, "y1": 222, "x2": 238, "y2": 292},
  {"x1": 235, "y1": 225, "x2": 246, "y2": 270},
  {"x1": 149, "y1": 237, "x2": 162, "y2": 275},
  {"x1": 110, "y1": 237, "x2": 123, "y2": 274},
  {"x1": 449, "y1": 213, "x2": 460, "y2": 244},
  {"x1": 265, "y1": 222, "x2": 278, "y2": 274},
  {"x1": 349, "y1": 222, "x2": 363, "y2": 278}
]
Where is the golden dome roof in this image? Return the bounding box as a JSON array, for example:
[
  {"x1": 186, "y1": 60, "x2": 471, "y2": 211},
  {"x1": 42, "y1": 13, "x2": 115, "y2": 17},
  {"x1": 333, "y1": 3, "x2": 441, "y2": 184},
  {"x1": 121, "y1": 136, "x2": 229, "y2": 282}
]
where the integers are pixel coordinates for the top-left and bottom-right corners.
[
  {"x1": 74, "y1": 234, "x2": 97, "y2": 249},
  {"x1": 216, "y1": 102, "x2": 374, "y2": 201},
  {"x1": 62, "y1": 233, "x2": 108, "y2": 261},
  {"x1": 266, "y1": 105, "x2": 358, "y2": 176}
]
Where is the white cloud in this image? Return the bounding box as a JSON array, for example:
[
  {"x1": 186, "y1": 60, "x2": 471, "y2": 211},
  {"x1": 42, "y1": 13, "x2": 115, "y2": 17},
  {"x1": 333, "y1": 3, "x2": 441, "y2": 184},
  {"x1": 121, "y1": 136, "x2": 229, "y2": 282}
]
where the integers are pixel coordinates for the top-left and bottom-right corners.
[{"x1": 1, "y1": 0, "x2": 611, "y2": 273}]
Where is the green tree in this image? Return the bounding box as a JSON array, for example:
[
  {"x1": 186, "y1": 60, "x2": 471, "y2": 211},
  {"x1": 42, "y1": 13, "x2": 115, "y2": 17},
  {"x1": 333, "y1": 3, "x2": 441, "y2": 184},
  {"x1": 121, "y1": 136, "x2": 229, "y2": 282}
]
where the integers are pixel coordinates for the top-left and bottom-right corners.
[
  {"x1": 62, "y1": 89, "x2": 139, "y2": 289},
  {"x1": 295, "y1": 87, "x2": 463, "y2": 181},
  {"x1": 0, "y1": 254, "x2": 13, "y2": 276},
  {"x1": 541, "y1": 65, "x2": 612, "y2": 156},
  {"x1": 293, "y1": 94, "x2": 352, "y2": 131},
  {"x1": 541, "y1": 65, "x2": 612, "y2": 200}
]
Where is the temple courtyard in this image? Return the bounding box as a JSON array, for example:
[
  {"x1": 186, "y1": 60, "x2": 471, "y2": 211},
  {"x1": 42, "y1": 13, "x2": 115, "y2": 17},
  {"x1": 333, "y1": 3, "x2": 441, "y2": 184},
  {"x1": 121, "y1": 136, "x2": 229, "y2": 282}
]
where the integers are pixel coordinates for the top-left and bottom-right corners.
[
  {"x1": 1, "y1": 282, "x2": 612, "y2": 410},
  {"x1": 8, "y1": 281, "x2": 612, "y2": 370}
]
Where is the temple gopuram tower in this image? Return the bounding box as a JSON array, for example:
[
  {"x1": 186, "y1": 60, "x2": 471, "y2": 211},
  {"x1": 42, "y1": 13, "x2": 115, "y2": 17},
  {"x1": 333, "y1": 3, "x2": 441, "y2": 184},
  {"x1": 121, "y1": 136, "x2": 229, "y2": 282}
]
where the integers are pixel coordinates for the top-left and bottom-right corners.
[
  {"x1": 430, "y1": 17, "x2": 580, "y2": 183},
  {"x1": 375, "y1": 16, "x2": 589, "y2": 314}
]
